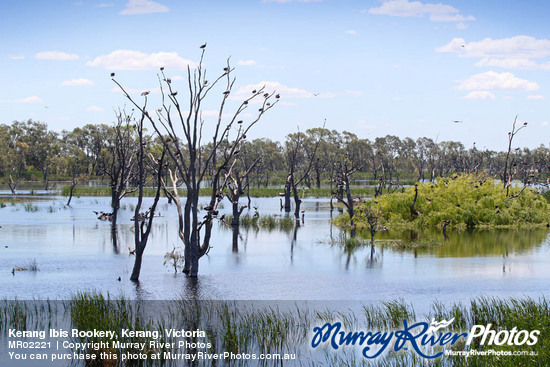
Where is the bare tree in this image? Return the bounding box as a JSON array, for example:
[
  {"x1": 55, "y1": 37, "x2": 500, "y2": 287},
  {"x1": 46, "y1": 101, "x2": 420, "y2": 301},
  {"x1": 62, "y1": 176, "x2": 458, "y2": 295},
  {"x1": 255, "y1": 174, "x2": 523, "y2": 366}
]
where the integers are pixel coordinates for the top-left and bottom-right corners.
[
  {"x1": 502, "y1": 116, "x2": 528, "y2": 195},
  {"x1": 101, "y1": 111, "x2": 138, "y2": 226},
  {"x1": 283, "y1": 125, "x2": 324, "y2": 219},
  {"x1": 334, "y1": 152, "x2": 362, "y2": 237},
  {"x1": 114, "y1": 48, "x2": 277, "y2": 277},
  {"x1": 130, "y1": 109, "x2": 165, "y2": 281}
]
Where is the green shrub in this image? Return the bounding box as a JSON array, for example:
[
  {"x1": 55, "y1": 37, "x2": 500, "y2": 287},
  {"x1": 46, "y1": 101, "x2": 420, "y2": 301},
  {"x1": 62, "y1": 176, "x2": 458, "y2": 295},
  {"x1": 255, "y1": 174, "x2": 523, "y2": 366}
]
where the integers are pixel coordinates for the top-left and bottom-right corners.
[{"x1": 348, "y1": 174, "x2": 550, "y2": 230}]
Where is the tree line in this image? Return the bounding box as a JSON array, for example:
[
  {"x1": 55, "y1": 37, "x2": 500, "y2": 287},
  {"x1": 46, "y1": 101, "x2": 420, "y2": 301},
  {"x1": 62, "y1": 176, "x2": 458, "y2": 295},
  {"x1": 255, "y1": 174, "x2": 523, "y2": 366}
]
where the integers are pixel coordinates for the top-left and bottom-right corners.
[{"x1": 2, "y1": 118, "x2": 549, "y2": 195}]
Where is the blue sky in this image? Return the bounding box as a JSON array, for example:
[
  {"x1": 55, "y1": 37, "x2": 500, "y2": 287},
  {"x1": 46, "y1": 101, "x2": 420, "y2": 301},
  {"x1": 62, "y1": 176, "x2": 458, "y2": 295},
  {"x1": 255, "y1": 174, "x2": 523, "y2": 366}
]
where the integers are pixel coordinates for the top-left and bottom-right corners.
[{"x1": 1, "y1": 0, "x2": 549, "y2": 150}]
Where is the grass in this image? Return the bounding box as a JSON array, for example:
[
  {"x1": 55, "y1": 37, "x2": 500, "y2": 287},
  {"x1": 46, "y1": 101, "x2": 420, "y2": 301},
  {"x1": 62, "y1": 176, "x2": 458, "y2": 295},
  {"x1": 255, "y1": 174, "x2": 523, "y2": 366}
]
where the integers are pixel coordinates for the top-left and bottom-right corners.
[
  {"x1": 341, "y1": 174, "x2": 550, "y2": 231},
  {"x1": 0, "y1": 294, "x2": 548, "y2": 366},
  {"x1": 224, "y1": 213, "x2": 296, "y2": 232}
]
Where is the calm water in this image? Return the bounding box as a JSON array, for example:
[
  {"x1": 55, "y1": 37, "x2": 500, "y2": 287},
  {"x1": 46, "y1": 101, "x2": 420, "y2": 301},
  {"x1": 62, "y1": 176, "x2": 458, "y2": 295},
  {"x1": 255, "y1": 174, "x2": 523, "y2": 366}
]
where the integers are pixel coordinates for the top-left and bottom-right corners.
[{"x1": 1, "y1": 195, "x2": 549, "y2": 314}]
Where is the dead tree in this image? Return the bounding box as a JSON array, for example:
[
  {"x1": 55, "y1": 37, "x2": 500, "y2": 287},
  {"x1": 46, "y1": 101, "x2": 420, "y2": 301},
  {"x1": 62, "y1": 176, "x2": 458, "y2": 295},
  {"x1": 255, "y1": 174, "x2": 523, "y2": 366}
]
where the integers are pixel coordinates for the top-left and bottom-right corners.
[
  {"x1": 102, "y1": 111, "x2": 138, "y2": 226},
  {"x1": 502, "y1": 116, "x2": 528, "y2": 196},
  {"x1": 334, "y1": 152, "x2": 362, "y2": 237},
  {"x1": 114, "y1": 48, "x2": 277, "y2": 277},
  {"x1": 283, "y1": 125, "x2": 324, "y2": 219},
  {"x1": 130, "y1": 109, "x2": 165, "y2": 281},
  {"x1": 223, "y1": 153, "x2": 261, "y2": 226}
]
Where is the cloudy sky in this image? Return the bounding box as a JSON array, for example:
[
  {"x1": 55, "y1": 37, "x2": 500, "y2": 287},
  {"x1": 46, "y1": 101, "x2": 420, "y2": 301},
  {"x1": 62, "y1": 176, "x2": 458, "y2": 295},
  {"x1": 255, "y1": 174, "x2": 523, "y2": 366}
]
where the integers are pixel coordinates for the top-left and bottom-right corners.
[{"x1": 1, "y1": 0, "x2": 549, "y2": 149}]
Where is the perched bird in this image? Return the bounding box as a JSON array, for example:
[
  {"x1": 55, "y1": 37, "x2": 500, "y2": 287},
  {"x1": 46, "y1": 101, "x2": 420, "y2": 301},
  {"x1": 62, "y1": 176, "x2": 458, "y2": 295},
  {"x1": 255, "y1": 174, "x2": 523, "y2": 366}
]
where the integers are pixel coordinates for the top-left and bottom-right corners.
[
  {"x1": 200, "y1": 43, "x2": 207, "y2": 49},
  {"x1": 275, "y1": 94, "x2": 280, "y2": 99},
  {"x1": 171, "y1": 91, "x2": 178, "y2": 96},
  {"x1": 237, "y1": 120, "x2": 243, "y2": 124},
  {"x1": 252, "y1": 90, "x2": 257, "y2": 94},
  {"x1": 160, "y1": 67, "x2": 164, "y2": 71},
  {"x1": 110, "y1": 72, "x2": 115, "y2": 77},
  {"x1": 223, "y1": 90, "x2": 230, "y2": 95},
  {"x1": 141, "y1": 91, "x2": 150, "y2": 96},
  {"x1": 128, "y1": 247, "x2": 136, "y2": 255}
]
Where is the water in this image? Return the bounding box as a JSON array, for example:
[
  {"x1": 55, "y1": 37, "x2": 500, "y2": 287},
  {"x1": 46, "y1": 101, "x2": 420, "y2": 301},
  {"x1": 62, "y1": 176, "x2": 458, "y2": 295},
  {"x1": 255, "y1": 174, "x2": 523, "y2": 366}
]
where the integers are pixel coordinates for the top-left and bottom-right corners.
[{"x1": 1, "y1": 195, "x2": 549, "y2": 314}]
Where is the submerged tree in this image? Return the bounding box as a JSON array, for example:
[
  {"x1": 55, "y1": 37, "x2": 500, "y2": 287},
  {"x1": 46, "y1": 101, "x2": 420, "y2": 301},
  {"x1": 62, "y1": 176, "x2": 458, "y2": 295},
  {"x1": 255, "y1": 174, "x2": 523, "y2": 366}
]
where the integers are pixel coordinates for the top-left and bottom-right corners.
[
  {"x1": 114, "y1": 48, "x2": 277, "y2": 277},
  {"x1": 101, "y1": 111, "x2": 138, "y2": 226},
  {"x1": 130, "y1": 109, "x2": 165, "y2": 281}
]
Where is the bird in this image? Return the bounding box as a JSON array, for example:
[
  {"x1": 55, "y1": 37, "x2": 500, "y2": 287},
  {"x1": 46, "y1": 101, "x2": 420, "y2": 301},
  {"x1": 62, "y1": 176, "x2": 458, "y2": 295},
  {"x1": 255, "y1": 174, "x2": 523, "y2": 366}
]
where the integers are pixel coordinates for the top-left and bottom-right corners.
[
  {"x1": 223, "y1": 91, "x2": 230, "y2": 95},
  {"x1": 275, "y1": 94, "x2": 280, "y2": 99},
  {"x1": 452, "y1": 120, "x2": 463, "y2": 123},
  {"x1": 128, "y1": 247, "x2": 135, "y2": 255},
  {"x1": 252, "y1": 90, "x2": 257, "y2": 94},
  {"x1": 160, "y1": 67, "x2": 164, "y2": 71},
  {"x1": 237, "y1": 120, "x2": 243, "y2": 124},
  {"x1": 166, "y1": 78, "x2": 172, "y2": 84},
  {"x1": 141, "y1": 91, "x2": 150, "y2": 96},
  {"x1": 110, "y1": 72, "x2": 115, "y2": 77},
  {"x1": 313, "y1": 93, "x2": 319, "y2": 97},
  {"x1": 200, "y1": 43, "x2": 207, "y2": 49},
  {"x1": 117, "y1": 277, "x2": 121, "y2": 281},
  {"x1": 171, "y1": 91, "x2": 178, "y2": 96}
]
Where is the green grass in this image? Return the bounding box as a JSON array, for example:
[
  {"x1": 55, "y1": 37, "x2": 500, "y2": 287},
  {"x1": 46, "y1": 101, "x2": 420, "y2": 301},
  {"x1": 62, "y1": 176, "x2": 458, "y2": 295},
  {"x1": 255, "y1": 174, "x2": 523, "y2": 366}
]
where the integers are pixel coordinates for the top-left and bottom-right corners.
[
  {"x1": 1, "y1": 294, "x2": 549, "y2": 366},
  {"x1": 224, "y1": 213, "x2": 296, "y2": 232},
  {"x1": 341, "y1": 174, "x2": 550, "y2": 231}
]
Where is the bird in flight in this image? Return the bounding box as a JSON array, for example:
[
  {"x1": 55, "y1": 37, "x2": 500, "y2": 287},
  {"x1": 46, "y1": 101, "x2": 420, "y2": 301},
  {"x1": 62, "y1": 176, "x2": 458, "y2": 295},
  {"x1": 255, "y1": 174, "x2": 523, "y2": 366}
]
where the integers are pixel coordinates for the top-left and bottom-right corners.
[{"x1": 452, "y1": 120, "x2": 463, "y2": 123}]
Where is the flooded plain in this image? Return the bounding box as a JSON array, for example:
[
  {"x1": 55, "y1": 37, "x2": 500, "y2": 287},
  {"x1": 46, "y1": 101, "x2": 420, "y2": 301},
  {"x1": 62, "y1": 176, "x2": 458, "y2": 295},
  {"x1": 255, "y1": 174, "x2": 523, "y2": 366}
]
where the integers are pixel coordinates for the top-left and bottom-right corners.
[{"x1": 1, "y1": 194, "x2": 549, "y2": 314}]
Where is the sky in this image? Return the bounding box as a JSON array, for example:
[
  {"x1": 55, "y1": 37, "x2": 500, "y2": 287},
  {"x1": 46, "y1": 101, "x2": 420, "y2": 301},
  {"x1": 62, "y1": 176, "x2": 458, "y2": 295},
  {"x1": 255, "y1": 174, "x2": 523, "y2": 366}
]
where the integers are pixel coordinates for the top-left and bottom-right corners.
[{"x1": 1, "y1": 0, "x2": 549, "y2": 150}]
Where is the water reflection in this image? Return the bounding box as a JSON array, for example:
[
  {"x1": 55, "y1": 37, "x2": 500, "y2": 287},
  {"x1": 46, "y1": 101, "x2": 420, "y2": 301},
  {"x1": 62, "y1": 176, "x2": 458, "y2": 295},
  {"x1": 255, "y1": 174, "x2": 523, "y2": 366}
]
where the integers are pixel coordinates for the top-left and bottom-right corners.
[{"x1": 1, "y1": 196, "x2": 549, "y2": 312}]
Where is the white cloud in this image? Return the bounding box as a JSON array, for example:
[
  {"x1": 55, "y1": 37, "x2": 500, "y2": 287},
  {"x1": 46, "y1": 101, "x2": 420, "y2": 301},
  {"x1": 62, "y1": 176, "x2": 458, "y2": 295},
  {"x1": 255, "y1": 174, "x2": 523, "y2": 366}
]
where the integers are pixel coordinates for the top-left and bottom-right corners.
[
  {"x1": 527, "y1": 95, "x2": 545, "y2": 100},
  {"x1": 475, "y1": 58, "x2": 550, "y2": 71},
  {"x1": 463, "y1": 91, "x2": 496, "y2": 100},
  {"x1": 86, "y1": 105, "x2": 104, "y2": 112},
  {"x1": 61, "y1": 78, "x2": 94, "y2": 86},
  {"x1": 120, "y1": 0, "x2": 169, "y2": 14},
  {"x1": 86, "y1": 50, "x2": 195, "y2": 70},
  {"x1": 456, "y1": 71, "x2": 539, "y2": 92},
  {"x1": 1, "y1": 96, "x2": 43, "y2": 103},
  {"x1": 231, "y1": 81, "x2": 314, "y2": 100},
  {"x1": 437, "y1": 36, "x2": 550, "y2": 59},
  {"x1": 368, "y1": 0, "x2": 474, "y2": 22},
  {"x1": 35, "y1": 51, "x2": 79, "y2": 60},
  {"x1": 9, "y1": 55, "x2": 25, "y2": 60},
  {"x1": 237, "y1": 60, "x2": 257, "y2": 66},
  {"x1": 346, "y1": 30, "x2": 358, "y2": 35}
]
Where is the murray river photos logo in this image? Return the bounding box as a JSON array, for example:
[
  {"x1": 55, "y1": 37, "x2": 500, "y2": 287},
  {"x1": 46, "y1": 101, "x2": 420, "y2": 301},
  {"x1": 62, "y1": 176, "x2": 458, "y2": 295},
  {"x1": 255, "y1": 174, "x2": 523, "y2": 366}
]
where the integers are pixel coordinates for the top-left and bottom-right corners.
[{"x1": 311, "y1": 318, "x2": 540, "y2": 359}]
